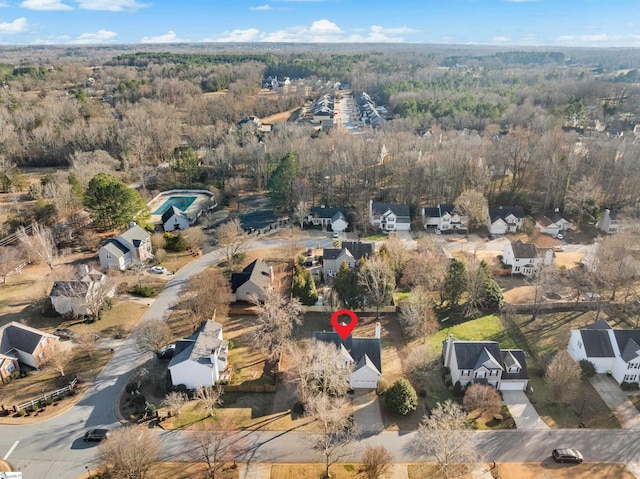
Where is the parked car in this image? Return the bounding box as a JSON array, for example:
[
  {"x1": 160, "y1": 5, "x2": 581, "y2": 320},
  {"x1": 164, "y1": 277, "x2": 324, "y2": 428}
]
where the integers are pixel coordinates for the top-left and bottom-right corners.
[
  {"x1": 83, "y1": 428, "x2": 110, "y2": 442},
  {"x1": 552, "y1": 448, "x2": 583, "y2": 464},
  {"x1": 488, "y1": 234, "x2": 496, "y2": 240},
  {"x1": 157, "y1": 344, "x2": 176, "y2": 360},
  {"x1": 555, "y1": 233, "x2": 563, "y2": 240},
  {"x1": 332, "y1": 231, "x2": 340, "y2": 238},
  {"x1": 150, "y1": 266, "x2": 167, "y2": 274},
  {"x1": 435, "y1": 229, "x2": 442, "y2": 235},
  {"x1": 306, "y1": 248, "x2": 313, "y2": 257},
  {"x1": 54, "y1": 328, "x2": 74, "y2": 339}
]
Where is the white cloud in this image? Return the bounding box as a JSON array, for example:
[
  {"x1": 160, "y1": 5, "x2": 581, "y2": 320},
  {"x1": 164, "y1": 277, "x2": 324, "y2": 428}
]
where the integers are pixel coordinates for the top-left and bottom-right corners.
[
  {"x1": 556, "y1": 33, "x2": 640, "y2": 47},
  {"x1": 249, "y1": 4, "x2": 272, "y2": 10},
  {"x1": 207, "y1": 20, "x2": 419, "y2": 43},
  {"x1": 491, "y1": 36, "x2": 511, "y2": 43},
  {"x1": 141, "y1": 30, "x2": 181, "y2": 43},
  {"x1": 0, "y1": 1, "x2": 10, "y2": 6},
  {"x1": 0, "y1": 17, "x2": 27, "y2": 34},
  {"x1": 68, "y1": 29, "x2": 117, "y2": 44},
  {"x1": 20, "y1": 0, "x2": 72, "y2": 10},
  {"x1": 75, "y1": 0, "x2": 148, "y2": 12}
]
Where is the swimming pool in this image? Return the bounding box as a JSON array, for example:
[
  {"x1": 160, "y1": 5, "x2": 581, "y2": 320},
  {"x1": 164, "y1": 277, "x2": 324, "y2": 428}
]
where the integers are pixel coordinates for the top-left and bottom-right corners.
[{"x1": 153, "y1": 196, "x2": 197, "y2": 215}]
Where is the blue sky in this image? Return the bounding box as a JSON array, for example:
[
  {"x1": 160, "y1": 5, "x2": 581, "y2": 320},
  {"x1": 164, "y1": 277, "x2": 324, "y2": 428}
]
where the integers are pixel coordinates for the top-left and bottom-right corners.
[{"x1": 0, "y1": 0, "x2": 639, "y2": 47}]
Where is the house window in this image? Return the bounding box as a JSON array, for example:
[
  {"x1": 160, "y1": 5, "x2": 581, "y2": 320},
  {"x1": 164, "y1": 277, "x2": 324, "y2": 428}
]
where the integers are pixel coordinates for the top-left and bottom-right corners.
[
  {"x1": 475, "y1": 371, "x2": 486, "y2": 379},
  {"x1": 624, "y1": 374, "x2": 637, "y2": 382},
  {"x1": 41, "y1": 338, "x2": 48, "y2": 347},
  {"x1": 509, "y1": 366, "x2": 520, "y2": 373},
  {"x1": 106, "y1": 253, "x2": 111, "y2": 259},
  {"x1": 515, "y1": 267, "x2": 520, "y2": 272},
  {"x1": 577, "y1": 341, "x2": 582, "y2": 349},
  {"x1": 38, "y1": 352, "x2": 45, "y2": 361},
  {"x1": 6, "y1": 362, "x2": 15, "y2": 374}
]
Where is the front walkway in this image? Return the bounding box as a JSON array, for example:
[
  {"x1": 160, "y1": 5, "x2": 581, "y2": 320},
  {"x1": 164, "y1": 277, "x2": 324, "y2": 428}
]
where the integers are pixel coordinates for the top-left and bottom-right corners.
[
  {"x1": 501, "y1": 391, "x2": 549, "y2": 430},
  {"x1": 590, "y1": 374, "x2": 640, "y2": 429}
]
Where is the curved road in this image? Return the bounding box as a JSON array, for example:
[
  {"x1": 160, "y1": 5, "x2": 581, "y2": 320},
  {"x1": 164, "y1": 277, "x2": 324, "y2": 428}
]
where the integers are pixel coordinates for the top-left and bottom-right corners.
[{"x1": 0, "y1": 230, "x2": 636, "y2": 477}]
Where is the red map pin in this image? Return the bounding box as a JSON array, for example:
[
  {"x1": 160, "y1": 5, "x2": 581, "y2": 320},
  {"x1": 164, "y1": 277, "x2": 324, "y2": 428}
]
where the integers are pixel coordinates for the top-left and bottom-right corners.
[{"x1": 330, "y1": 309, "x2": 359, "y2": 340}]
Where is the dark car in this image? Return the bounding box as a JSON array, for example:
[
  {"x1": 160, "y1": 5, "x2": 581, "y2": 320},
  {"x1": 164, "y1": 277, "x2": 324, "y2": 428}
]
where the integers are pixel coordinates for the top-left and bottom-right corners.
[
  {"x1": 83, "y1": 428, "x2": 110, "y2": 442},
  {"x1": 54, "y1": 328, "x2": 74, "y2": 339},
  {"x1": 488, "y1": 234, "x2": 496, "y2": 240},
  {"x1": 306, "y1": 248, "x2": 313, "y2": 257},
  {"x1": 157, "y1": 344, "x2": 176, "y2": 360},
  {"x1": 552, "y1": 448, "x2": 583, "y2": 464}
]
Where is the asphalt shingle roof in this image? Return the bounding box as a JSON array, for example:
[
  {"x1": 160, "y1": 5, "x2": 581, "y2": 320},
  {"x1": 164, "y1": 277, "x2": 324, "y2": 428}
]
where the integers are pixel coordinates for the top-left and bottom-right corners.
[
  {"x1": 313, "y1": 331, "x2": 382, "y2": 374},
  {"x1": 310, "y1": 207, "x2": 347, "y2": 220},
  {"x1": 371, "y1": 202, "x2": 410, "y2": 219},
  {"x1": 580, "y1": 329, "x2": 615, "y2": 358},
  {"x1": 169, "y1": 320, "x2": 226, "y2": 368},
  {"x1": 510, "y1": 240, "x2": 538, "y2": 259},
  {"x1": 501, "y1": 350, "x2": 530, "y2": 381},
  {"x1": 341, "y1": 241, "x2": 374, "y2": 261},
  {"x1": 489, "y1": 206, "x2": 525, "y2": 223},
  {"x1": 423, "y1": 204, "x2": 456, "y2": 218},
  {"x1": 230, "y1": 259, "x2": 271, "y2": 293}
]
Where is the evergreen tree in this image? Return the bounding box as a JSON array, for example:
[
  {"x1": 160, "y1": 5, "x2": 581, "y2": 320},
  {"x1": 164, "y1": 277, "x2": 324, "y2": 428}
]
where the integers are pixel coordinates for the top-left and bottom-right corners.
[
  {"x1": 170, "y1": 145, "x2": 200, "y2": 186},
  {"x1": 442, "y1": 259, "x2": 466, "y2": 306},
  {"x1": 385, "y1": 378, "x2": 418, "y2": 415},
  {"x1": 480, "y1": 261, "x2": 503, "y2": 310},
  {"x1": 301, "y1": 269, "x2": 319, "y2": 306},
  {"x1": 333, "y1": 261, "x2": 364, "y2": 309},
  {"x1": 84, "y1": 173, "x2": 149, "y2": 230},
  {"x1": 267, "y1": 152, "x2": 299, "y2": 211}
]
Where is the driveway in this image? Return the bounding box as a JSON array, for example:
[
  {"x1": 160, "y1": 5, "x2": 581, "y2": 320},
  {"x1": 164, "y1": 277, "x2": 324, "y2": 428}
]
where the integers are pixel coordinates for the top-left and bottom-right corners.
[
  {"x1": 590, "y1": 374, "x2": 640, "y2": 429},
  {"x1": 352, "y1": 390, "x2": 384, "y2": 434},
  {"x1": 502, "y1": 390, "x2": 549, "y2": 430}
]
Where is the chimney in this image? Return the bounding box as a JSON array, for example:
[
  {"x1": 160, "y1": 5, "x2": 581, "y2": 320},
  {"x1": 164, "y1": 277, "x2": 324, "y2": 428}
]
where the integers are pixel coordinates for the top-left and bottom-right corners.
[
  {"x1": 78, "y1": 264, "x2": 90, "y2": 276},
  {"x1": 210, "y1": 349, "x2": 217, "y2": 364},
  {"x1": 129, "y1": 221, "x2": 137, "y2": 228},
  {"x1": 374, "y1": 322, "x2": 381, "y2": 339},
  {"x1": 269, "y1": 266, "x2": 274, "y2": 283},
  {"x1": 444, "y1": 334, "x2": 455, "y2": 368}
]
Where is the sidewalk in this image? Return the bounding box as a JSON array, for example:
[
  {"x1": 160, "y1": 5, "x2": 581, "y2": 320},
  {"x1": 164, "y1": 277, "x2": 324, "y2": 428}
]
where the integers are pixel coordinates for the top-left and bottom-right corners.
[{"x1": 589, "y1": 374, "x2": 640, "y2": 429}]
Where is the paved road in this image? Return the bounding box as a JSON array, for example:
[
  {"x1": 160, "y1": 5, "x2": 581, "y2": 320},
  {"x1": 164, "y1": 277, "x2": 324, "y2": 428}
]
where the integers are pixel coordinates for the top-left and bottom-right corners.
[{"x1": 0, "y1": 229, "x2": 633, "y2": 477}]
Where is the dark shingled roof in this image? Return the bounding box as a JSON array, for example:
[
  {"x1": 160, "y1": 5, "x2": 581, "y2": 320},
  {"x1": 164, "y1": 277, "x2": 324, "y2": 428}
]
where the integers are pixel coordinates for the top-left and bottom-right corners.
[
  {"x1": 310, "y1": 207, "x2": 347, "y2": 220},
  {"x1": 371, "y1": 201, "x2": 410, "y2": 219},
  {"x1": 322, "y1": 248, "x2": 346, "y2": 261},
  {"x1": 489, "y1": 206, "x2": 525, "y2": 223},
  {"x1": 446, "y1": 341, "x2": 504, "y2": 371},
  {"x1": 0, "y1": 322, "x2": 57, "y2": 355},
  {"x1": 50, "y1": 280, "x2": 89, "y2": 298},
  {"x1": 501, "y1": 350, "x2": 530, "y2": 381},
  {"x1": 510, "y1": 240, "x2": 538, "y2": 259},
  {"x1": 313, "y1": 331, "x2": 381, "y2": 374},
  {"x1": 585, "y1": 319, "x2": 612, "y2": 330},
  {"x1": 161, "y1": 205, "x2": 187, "y2": 224},
  {"x1": 103, "y1": 238, "x2": 130, "y2": 255},
  {"x1": 614, "y1": 330, "x2": 640, "y2": 362},
  {"x1": 580, "y1": 329, "x2": 615, "y2": 358},
  {"x1": 423, "y1": 204, "x2": 456, "y2": 218},
  {"x1": 342, "y1": 241, "x2": 374, "y2": 261}
]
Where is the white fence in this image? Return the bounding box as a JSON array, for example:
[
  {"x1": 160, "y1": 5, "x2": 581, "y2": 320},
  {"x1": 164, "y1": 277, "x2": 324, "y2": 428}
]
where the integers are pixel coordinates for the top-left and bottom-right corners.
[{"x1": 12, "y1": 377, "x2": 78, "y2": 412}]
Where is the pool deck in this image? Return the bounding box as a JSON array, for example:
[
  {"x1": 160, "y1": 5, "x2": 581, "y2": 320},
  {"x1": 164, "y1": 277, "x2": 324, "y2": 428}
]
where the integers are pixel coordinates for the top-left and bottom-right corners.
[{"x1": 147, "y1": 189, "x2": 217, "y2": 227}]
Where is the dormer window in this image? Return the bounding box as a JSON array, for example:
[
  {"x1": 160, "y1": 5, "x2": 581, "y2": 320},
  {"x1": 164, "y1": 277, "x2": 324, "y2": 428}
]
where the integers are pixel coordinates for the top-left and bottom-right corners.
[{"x1": 509, "y1": 365, "x2": 520, "y2": 373}]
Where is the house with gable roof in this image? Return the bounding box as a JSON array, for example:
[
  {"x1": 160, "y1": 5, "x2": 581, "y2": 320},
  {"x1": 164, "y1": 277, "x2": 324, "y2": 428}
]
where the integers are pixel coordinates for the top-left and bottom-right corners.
[
  {"x1": 308, "y1": 206, "x2": 349, "y2": 232},
  {"x1": 161, "y1": 206, "x2": 191, "y2": 232},
  {"x1": 49, "y1": 265, "x2": 116, "y2": 317},
  {"x1": 568, "y1": 319, "x2": 640, "y2": 386},
  {"x1": 369, "y1": 200, "x2": 411, "y2": 231},
  {"x1": 488, "y1": 206, "x2": 525, "y2": 235},
  {"x1": 98, "y1": 223, "x2": 153, "y2": 271},
  {"x1": 230, "y1": 259, "x2": 272, "y2": 302},
  {"x1": 0, "y1": 322, "x2": 60, "y2": 378},
  {"x1": 168, "y1": 320, "x2": 230, "y2": 390},
  {"x1": 422, "y1": 203, "x2": 466, "y2": 231},
  {"x1": 535, "y1": 209, "x2": 572, "y2": 236},
  {"x1": 442, "y1": 335, "x2": 529, "y2": 391},
  {"x1": 503, "y1": 240, "x2": 554, "y2": 276},
  {"x1": 313, "y1": 322, "x2": 382, "y2": 389},
  {"x1": 322, "y1": 241, "x2": 375, "y2": 278}
]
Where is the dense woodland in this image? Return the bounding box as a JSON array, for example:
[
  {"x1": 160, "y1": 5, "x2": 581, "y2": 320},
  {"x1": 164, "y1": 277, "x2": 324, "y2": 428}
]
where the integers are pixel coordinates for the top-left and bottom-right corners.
[{"x1": 1, "y1": 43, "x2": 640, "y2": 234}]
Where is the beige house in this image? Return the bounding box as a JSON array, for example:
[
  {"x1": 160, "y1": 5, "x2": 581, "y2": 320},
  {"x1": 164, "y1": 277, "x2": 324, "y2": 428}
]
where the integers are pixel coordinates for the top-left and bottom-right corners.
[
  {"x1": 49, "y1": 266, "x2": 115, "y2": 317},
  {"x1": 230, "y1": 259, "x2": 272, "y2": 302},
  {"x1": 98, "y1": 223, "x2": 153, "y2": 270}
]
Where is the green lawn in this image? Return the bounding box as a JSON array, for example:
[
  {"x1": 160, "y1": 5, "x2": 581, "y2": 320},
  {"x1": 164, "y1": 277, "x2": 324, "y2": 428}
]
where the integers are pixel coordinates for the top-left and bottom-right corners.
[
  {"x1": 361, "y1": 233, "x2": 387, "y2": 241},
  {"x1": 427, "y1": 314, "x2": 523, "y2": 353}
]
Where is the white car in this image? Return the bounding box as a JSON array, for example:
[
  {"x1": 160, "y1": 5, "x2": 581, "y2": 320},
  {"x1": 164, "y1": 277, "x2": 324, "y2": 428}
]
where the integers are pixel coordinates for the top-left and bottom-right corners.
[
  {"x1": 150, "y1": 266, "x2": 167, "y2": 274},
  {"x1": 555, "y1": 233, "x2": 563, "y2": 240},
  {"x1": 435, "y1": 229, "x2": 442, "y2": 235}
]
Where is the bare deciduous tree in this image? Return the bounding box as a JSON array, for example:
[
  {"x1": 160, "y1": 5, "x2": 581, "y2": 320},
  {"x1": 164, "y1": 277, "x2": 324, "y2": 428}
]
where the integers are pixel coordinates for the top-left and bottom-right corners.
[
  {"x1": 383, "y1": 233, "x2": 411, "y2": 283},
  {"x1": 361, "y1": 444, "x2": 393, "y2": 479},
  {"x1": 293, "y1": 200, "x2": 307, "y2": 229},
  {"x1": 275, "y1": 228, "x2": 303, "y2": 265},
  {"x1": 162, "y1": 391, "x2": 188, "y2": 417},
  {"x1": 75, "y1": 326, "x2": 100, "y2": 358},
  {"x1": 17, "y1": 222, "x2": 57, "y2": 270},
  {"x1": 215, "y1": 218, "x2": 248, "y2": 267},
  {"x1": 182, "y1": 227, "x2": 206, "y2": 253},
  {"x1": 95, "y1": 426, "x2": 162, "y2": 479},
  {"x1": 454, "y1": 189, "x2": 488, "y2": 234},
  {"x1": 133, "y1": 318, "x2": 173, "y2": 354},
  {"x1": 249, "y1": 286, "x2": 304, "y2": 361},
  {"x1": 545, "y1": 350, "x2": 581, "y2": 404},
  {"x1": 463, "y1": 259, "x2": 487, "y2": 319},
  {"x1": 181, "y1": 268, "x2": 231, "y2": 325},
  {"x1": 414, "y1": 399, "x2": 478, "y2": 479},
  {"x1": 358, "y1": 256, "x2": 395, "y2": 319},
  {"x1": 462, "y1": 384, "x2": 503, "y2": 414},
  {"x1": 190, "y1": 415, "x2": 243, "y2": 479},
  {"x1": 399, "y1": 287, "x2": 438, "y2": 339},
  {"x1": 83, "y1": 276, "x2": 115, "y2": 320},
  {"x1": 49, "y1": 348, "x2": 74, "y2": 377},
  {"x1": 529, "y1": 264, "x2": 559, "y2": 320},
  {"x1": 150, "y1": 232, "x2": 167, "y2": 252},
  {"x1": 196, "y1": 385, "x2": 224, "y2": 417},
  {"x1": 0, "y1": 246, "x2": 25, "y2": 285}
]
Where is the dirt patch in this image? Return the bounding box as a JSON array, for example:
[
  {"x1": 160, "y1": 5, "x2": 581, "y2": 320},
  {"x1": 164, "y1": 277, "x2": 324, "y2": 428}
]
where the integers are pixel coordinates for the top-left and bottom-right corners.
[
  {"x1": 495, "y1": 462, "x2": 635, "y2": 479},
  {"x1": 272, "y1": 463, "x2": 362, "y2": 478},
  {"x1": 143, "y1": 461, "x2": 238, "y2": 479}
]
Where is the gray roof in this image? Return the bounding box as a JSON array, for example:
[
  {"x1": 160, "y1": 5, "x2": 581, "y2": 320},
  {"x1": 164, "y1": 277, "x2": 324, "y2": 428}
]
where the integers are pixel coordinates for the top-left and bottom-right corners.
[
  {"x1": 620, "y1": 338, "x2": 640, "y2": 362},
  {"x1": 500, "y1": 350, "x2": 530, "y2": 381},
  {"x1": 614, "y1": 330, "x2": 640, "y2": 362},
  {"x1": 50, "y1": 280, "x2": 89, "y2": 298},
  {"x1": 0, "y1": 322, "x2": 58, "y2": 355},
  {"x1": 489, "y1": 206, "x2": 525, "y2": 223},
  {"x1": 169, "y1": 320, "x2": 226, "y2": 368},
  {"x1": 510, "y1": 240, "x2": 538, "y2": 259},
  {"x1": 313, "y1": 331, "x2": 382, "y2": 374},
  {"x1": 342, "y1": 241, "x2": 374, "y2": 261},
  {"x1": 445, "y1": 340, "x2": 504, "y2": 371},
  {"x1": 423, "y1": 204, "x2": 456, "y2": 218},
  {"x1": 371, "y1": 201, "x2": 410, "y2": 220},
  {"x1": 323, "y1": 248, "x2": 346, "y2": 261},
  {"x1": 118, "y1": 224, "x2": 150, "y2": 246},
  {"x1": 230, "y1": 259, "x2": 271, "y2": 293},
  {"x1": 101, "y1": 238, "x2": 129, "y2": 258},
  {"x1": 161, "y1": 205, "x2": 187, "y2": 224},
  {"x1": 585, "y1": 319, "x2": 612, "y2": 330},
  {"x1": 579, "y1": 329, "x2": 615, "y2": 357},
  {"x1": 310, "y1": 207, "x2": 347, "y2": 220}
]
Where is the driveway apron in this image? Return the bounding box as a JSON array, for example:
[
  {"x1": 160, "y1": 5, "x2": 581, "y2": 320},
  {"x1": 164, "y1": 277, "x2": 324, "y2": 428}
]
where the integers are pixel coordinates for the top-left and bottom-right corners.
[
  {"x1": 502, "y1": 390, "x2": 549, "y2": 430},
  {"x1": 590, "y1": 374, "x2": 640, "y2": 429}
]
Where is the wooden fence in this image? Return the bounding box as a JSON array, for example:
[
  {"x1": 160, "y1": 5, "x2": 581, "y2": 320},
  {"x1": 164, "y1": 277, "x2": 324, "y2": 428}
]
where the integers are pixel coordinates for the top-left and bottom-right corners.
[{"x1": 12, "y1": 377, "x2": 78, "y2": 412}]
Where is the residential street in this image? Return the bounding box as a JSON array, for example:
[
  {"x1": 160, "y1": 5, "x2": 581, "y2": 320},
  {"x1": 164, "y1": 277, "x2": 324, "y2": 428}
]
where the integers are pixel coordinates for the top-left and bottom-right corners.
[{"x1": 0, "y1": 228, "x2": 636, "y2": 478}]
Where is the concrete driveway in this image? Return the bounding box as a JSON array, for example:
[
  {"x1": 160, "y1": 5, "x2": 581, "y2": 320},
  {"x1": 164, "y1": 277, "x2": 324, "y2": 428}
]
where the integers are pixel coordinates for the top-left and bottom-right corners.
[
  {"x1": 502, "y1": 390, "x2": 549, "y2": 430},
  {"x1": 352, "y1": 390, "x2": 384, "y2": 434},
  {"x1": 590, "y1": 374, "x2": 640, "y2": 429}
]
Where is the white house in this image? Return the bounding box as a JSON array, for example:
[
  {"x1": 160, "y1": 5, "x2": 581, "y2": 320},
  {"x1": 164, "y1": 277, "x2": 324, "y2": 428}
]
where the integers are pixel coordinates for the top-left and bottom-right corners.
[
  {"x1": 422, "y1": 204, "x2": 466, "y2": 231},
  {"x1": 230, "y1": 259, "x2": 272, "y2": 302},
  {"x1": 98, "y1": 223, "x2": 153, "y2": 271},
  {"x1": 161, "y1": 206, "x2": 191, "y2": 232},
  {"x1": 442, "y1": 336, "x2": 529, "y2": 391},
  {"x1": 488, "y1": 206, "x2": 525, "y2": 235},
  {"x1": 308, "y1": 206, "x2": 349, "y2": 232},
  {"x1": 503, "y1": 240, "x2": 554, "y2": 276},
  {"x1": 567, "y1": 319, "x2": 640, "y2": 386},
  {"x1": 322, "y1": 241, "x2": 375, "y2": 279},
  {"x1": 168, "y1": 320, "x2": 230, "y2": 390},
  {"x1": 313, "y1": 323, "x2": 382, "y2": 389},
  {"x1": 596, "y1": 208, "x2": 633, "y2": 234},
  {"x1": 369, "y1": 200, "x2": 411, "y2": 231},
  {"x1": 536, "y1": 209, "x2": 572, "y2": 236},
  {"x1": 49, "y1": 266, "x2": 115, "y2": 317}
]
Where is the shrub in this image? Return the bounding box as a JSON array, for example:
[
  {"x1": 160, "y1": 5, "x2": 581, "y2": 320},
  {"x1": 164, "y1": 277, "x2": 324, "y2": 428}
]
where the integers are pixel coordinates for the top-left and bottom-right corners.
[
  {"x1": 376, "y1": 377, "x2": 390, "y2": 395},
  {"x1": 18, "y1": 410, "x2": 26, "y2": 417},
  {"x1": 232, "y1": 251, "x2": 246, "y2": 263},
  {"x1": 621, "y1": 381, "x2": 640, "y2": 391},
  {"x1": 579, "y1": 359, "x2": 597, "y2": 378},
  {"x1": 164, "y1": 233, "x2": 190, "y2": 252},
  {"x1": 145, "y1": 403, "x2": 156, "y2": 415},
  {"x1": 125, "y1": 383, "x2": 138, "y2": 394},
  {"x1": 130, "y1": 285, "x2": 156, "y2": 297},
  {"x1": 419, "y1": 389, "x2": 427, "y2": 398},
  {"x1": 30, "y1": 404, "x2": 39, "y2": 412},
  {"x1": 133, "y1": 394, "x2": 147, "y2": 406},
  {"x1": 384, "y1": 378, "x2": 418, "y2": 415},
  {"x1": 451, "y1": 380, "x2": 464, "y2": 398}
]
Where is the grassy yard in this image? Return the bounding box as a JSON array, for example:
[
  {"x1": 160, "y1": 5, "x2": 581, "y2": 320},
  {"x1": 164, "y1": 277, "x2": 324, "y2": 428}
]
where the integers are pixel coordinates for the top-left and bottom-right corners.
[
  {"x1": 427, "y1": 314, "x2": 523, "y2": 353},
  {"x1": 141, "y1": 462, "x2": 238, "y2": 479},
  {"x1": 361, "y1": 233, "x2": 387, "y2": 241},
  {"x1": 271, "y1": 464, "x2": 362, "y2": 479}
]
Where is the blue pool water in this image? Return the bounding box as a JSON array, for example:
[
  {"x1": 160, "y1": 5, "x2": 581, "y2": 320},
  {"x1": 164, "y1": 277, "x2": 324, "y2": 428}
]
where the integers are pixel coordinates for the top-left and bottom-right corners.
[{"x1": 153, "y1": 196, "x2": 197, "y2": 215}]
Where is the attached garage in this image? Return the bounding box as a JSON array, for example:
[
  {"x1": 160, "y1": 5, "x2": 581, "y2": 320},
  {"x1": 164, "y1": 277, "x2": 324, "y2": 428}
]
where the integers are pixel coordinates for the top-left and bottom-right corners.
[{"x1": 499, "y1": 380, "x2": 528, "y2": 391}]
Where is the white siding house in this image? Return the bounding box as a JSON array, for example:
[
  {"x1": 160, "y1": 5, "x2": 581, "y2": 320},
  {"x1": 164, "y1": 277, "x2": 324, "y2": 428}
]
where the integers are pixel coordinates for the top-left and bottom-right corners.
[
  {"x1": 162, "y1": 206, "x2": 191, "y2": 232},
  {"x1": 488, "y1": 206, "x2": 525, "y2": 235},
  {"x1": 503, "y1": 240, "x2": 554, "y2": 276},
  {"x1": 98, "y1": 224, "x2": 153, "y2": 271},
  {"x1": 422, "y1": 204, "x2": 466, "y2": 231},
  {"x1": 369, "y1": 200, "x2": 411, "y2": 231}
]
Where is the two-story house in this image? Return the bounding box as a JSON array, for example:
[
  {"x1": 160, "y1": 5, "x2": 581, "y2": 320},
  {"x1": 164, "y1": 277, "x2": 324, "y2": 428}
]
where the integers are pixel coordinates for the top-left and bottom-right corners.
[
  {"x1": 322, "y1": 241, "x2": 374, "y2": 278},
  {"x1": 308, "y1": 206, "x2": 349, "y2": 233},
  {"x1": 442, "y1": 335, "x2": 529, "y2": 391},
  {"x1": 422, "y1": 204, "x2": 466, "y2": 231},
  {"x1": 535, "y1": 209, "x2": 572, "y2": 236},
  {"x1": 369, "y1": 200, "x2": 411, "y2": 231},
  {"x1": 0, "y1": 322, "x2": 60, "y2": 378},
  {"x1": 488, "y1": 206, "x2": 525, "y2": 235},
  {"x1": 502, "y1": 240, "x2": 554, "y2": 276},
  {"x1": 98, "y1": 223, "x2": 153, "y2": 271},
  {"x1": 49, "y1": 266, "x2": 116, "y2": 317},
  {"x1": 230, "y1": 259, "x2": 272, "y2": 302}
]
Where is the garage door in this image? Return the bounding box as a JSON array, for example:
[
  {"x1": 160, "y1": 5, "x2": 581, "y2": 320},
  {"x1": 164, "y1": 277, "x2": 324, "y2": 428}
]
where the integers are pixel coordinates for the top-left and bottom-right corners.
[
  {"x1": 351, "y1": 379, "x2": 378, "y2": 389},
  {"x1": 500, "y1": 381, "x2": 526, "y2": 391}
]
